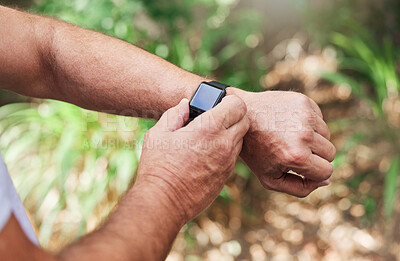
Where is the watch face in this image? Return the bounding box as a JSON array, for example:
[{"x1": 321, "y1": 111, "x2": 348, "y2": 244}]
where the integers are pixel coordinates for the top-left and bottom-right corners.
[{"x1": 190, "y1": 83, "x2": 224, "y2": 111}]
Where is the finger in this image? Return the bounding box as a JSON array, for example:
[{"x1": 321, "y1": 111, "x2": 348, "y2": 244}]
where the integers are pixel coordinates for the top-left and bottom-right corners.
[
  {"x1": 310, "y1": 133, "x2": 336, "y2": 162},
  {"x1": 233, "y1": 139, "x2": 244, "y2": 159},
  {"x1": 302, "y1": 111, "x2": 330, "y2": 140},
  {"x1": 313, "y1": 116, "x2": 331, "y2": 140},
  {"x1": 156, "y1": 98, "x2": 189, "y2": 131},
  {"x1": 292, "y1": 154, "x2": 334, "y2": 182},
  {"x1": 222, "y1": 139, "x2": 243, "y2": 180},
  {"x1": 307, "y1": 97, "x2": 323, "y2": 119},
  {"x1": 192, "y1": 95, "x2": 247, "y2": 131},
  {"x1": 267, "y1": 173, "x2": 330, "y2": 198},
  {"x1": 227, "y1": 115, "x2": 250, "y2": 145}
]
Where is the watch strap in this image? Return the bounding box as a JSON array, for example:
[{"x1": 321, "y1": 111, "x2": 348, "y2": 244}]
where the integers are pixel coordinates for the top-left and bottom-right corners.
[
  {"x1": 208, "y1": 81, "x2": 230, "y2": 90},
  {"x1": 189, "y1": 107, "x2": 203, "y2": 120}
]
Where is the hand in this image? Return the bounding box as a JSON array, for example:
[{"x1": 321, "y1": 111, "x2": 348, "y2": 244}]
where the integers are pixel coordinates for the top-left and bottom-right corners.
[
  {"x1": 228, "y1": 89, "x2": 336, "y2": 197},
  {"x1": 136, "y1": 95, "x2": 250, "y2": 223}
]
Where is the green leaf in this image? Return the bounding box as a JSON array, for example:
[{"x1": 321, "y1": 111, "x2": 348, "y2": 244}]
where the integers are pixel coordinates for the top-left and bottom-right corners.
[{"x1": 384, "y1": 156, "x2": 400, "y2": 218}]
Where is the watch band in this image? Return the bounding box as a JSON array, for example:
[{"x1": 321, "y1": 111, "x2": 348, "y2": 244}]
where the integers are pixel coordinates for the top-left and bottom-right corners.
[
  {"x1": 208, "y1": 81, "x2": 230, "y2": 90},
  {"x1": 189, "y1": 107, "x2": 203, "y2": 119}
]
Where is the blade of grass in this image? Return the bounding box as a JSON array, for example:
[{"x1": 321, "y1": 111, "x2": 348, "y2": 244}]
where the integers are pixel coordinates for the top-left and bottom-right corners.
[{"x1": 384, "y1": 156, "x2": 400, "y2": 218}]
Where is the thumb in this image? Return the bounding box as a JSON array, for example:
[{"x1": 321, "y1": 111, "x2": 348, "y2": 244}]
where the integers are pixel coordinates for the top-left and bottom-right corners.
[{"x1": 156, "y1": 98, "x2": 190, "y2": 131}]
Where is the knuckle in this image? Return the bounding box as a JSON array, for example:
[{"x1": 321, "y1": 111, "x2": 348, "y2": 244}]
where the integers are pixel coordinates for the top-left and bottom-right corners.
[
  {"x1": 235, "y1": 98, "x2": 248, "y2": 115},
  {"x1": 227, "y1": 95, "x2": 247, "y2": 115},
  {"x1": 302, "y1": 111, "x2": 317, "y2": 127},
  {"x1": 300, "y1": 130, "x2": 314, "y2": 143},
  {"x1": 300, "y1": 111, "x2": 317, "y2": 130},
  {"x1": 286, "y1": 149, "x2": 308, "y2": 166},
  {"x1": 303, "y1": 110, "x2": 315, "y2": 118},
  {"x1": 305, "y1": 110, "x2": 318, "y2": 121}
]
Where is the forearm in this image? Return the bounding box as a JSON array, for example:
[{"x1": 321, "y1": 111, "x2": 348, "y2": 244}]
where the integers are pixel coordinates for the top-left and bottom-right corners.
[
  {"x1": 0, "y1": 180, "x2": 182, "y2": 261},
  {"x1": 0, "y1": 5, "x2": 204, "y2": 119},
  {"x1": 59, "y1": 181, "x2": 183, "y2": 261},
  {"x1": 40, "y1": 17, "x2": 205, "y2": 119}
]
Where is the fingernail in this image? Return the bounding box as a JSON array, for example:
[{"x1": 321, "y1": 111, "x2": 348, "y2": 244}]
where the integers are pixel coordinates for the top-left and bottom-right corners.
[{"x1": 180, "y1": 98, "x2": 188, "y2": 104}]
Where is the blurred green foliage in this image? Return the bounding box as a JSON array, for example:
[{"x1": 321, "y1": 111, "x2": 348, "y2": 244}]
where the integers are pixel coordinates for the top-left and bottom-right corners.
[
  {"x1": 0, "y1": 100, "x2": 141, "y2": 246},
  {"x1": 322, "y1": 32, "x2": 399, "y2": 117},
  {"x1": 308, "y1": 0, "x2": 400, "y2": 221},
  {"x1": 324, "y1": 30, "x2": 400, "y2": 220},
  {"x1": 302, "y1": 0, "x2": 400, "y2": 46}
]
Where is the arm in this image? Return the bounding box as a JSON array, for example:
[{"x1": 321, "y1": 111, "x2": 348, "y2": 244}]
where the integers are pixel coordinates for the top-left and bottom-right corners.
[
  {"x1": 0, "y1": 5, "x2": 202, "y2": 118},
  {"x1": 0, "y1": 5, "x2": 335, "y2": 197},
  {"x1": 0, "y1": 96, "x2": 250, "y2": 261},
  {"x1": 0, "y1": 170, "x2": 182, "y2": 261},
  {"x1": 58, "y1": 181, "x2": 183, "y2": 261}
]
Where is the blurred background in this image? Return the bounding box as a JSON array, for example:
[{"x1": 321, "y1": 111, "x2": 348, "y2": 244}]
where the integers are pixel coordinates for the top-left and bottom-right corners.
[{"x1": 0, "y1": 0, "x2": 399, "y2": 260}]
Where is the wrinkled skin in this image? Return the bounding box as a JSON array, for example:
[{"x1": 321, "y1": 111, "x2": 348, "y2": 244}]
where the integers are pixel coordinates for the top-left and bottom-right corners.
[
  {"x1": 235, "y1": 90, "x2": 336, "y2": 197},
  {"x1": 137, "y1": 96, "x2": 250, "y2": 222}
]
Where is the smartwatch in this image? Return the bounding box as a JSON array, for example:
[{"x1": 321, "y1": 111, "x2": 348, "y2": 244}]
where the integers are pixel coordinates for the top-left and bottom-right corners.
[{"x1": 189, "y1": 81, "x2": 230, "y2": 121}]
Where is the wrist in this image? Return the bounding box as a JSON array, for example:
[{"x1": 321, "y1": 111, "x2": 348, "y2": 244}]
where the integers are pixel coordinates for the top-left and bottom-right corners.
[
  {"x1": 226, "y1": 86, "x2": 248, "y2": 97},
  {"x1": 226, "y1": 87, "x2": 256, "y2": 128},
  {"x1": 133, "y1": 179, "x2": 187, "y2": 228},
  {"x1": 181, "y1": 74, "x2": 208, "y2": 102},
  {"x1": 99, "y1": 180, "x2": 184, "y2": 261},
  {"x1": 183, "y1": 77, "x2": 239, "y2": 102}
]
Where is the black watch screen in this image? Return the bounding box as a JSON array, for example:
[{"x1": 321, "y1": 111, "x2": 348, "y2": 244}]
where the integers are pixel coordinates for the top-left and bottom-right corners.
[{"x1": 189, "y1": 81, "x2": 229, "y2": 121}]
